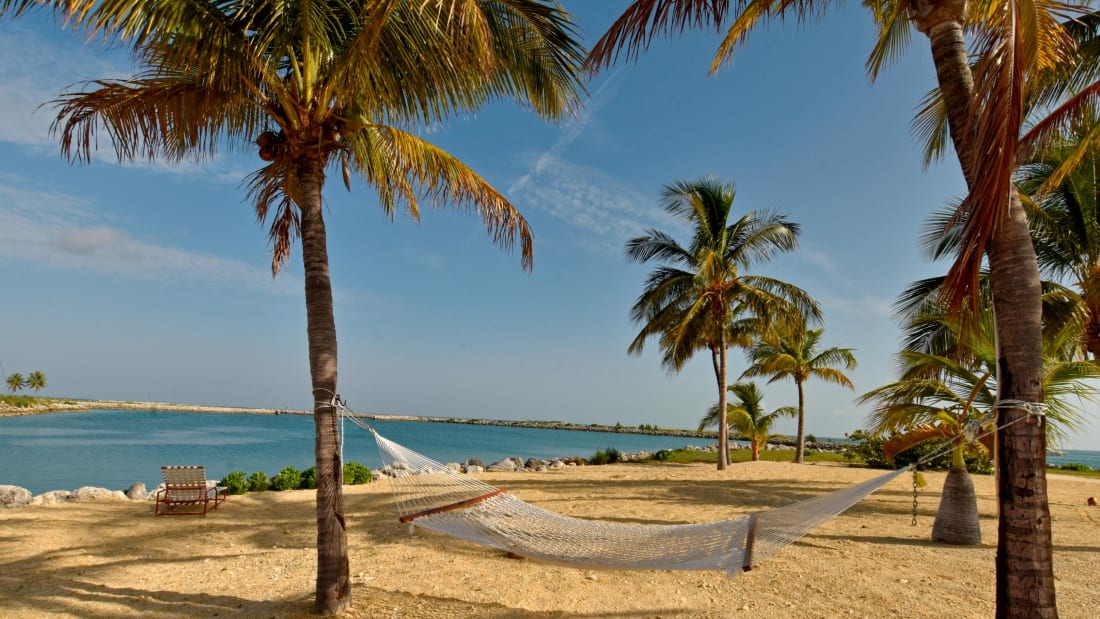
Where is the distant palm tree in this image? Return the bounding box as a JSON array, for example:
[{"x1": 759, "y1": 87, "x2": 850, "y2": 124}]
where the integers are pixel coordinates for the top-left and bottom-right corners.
[
  {"x1": 34, "y1": 2, "x2": 586, "y2": 613},
  {"x1": 26, "y1": 371, "x2": 46, "y2": 394},
  {"x1": 6, "y1": 372, "x2": 25, "y2": 394},
  {"x1": 698, "y1": 382, "x2": 795, "y2": 461},
  {"x1": 626, "y1": 177, "x2": 820, "y2": 470},
  {"x1": 742, "y1": 322, "x2": 856, "y2": 464}
]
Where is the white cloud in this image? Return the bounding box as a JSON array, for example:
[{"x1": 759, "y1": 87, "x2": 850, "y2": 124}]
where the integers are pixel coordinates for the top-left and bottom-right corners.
[
  {"x1": 818, "y1": 292, "x2": 895, "y2": 319},
  {"x1": 0, "y1": 25, "x2": 122, "y2": 151},
  {"x1": 510, "y1": 71, "x2": 622, "y2": 196},
  {"x1": 0, "y1": 174, "x2": 296, "y2": 293},
  {"x1": 512, "y1": 156, "x2": 671, "y2": 251},
  {"x1": 506, "y1": 71, "x2": 683, "y2": 250}
]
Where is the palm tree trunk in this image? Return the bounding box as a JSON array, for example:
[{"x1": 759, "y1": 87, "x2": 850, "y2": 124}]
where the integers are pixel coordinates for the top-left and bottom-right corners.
[
  {"x1": 712, "y1": 345, "x2": 729, "y2": 470},
  {"x1": 298, "y1": 156, "x2": 351, "y2": 615},
  {"x1": 988, "y1": 192, "x2": 1056, "y2": 618},
  {"x1": 751, "y1": 438, "x2": 760, "y2": 461},
  {"x1": 918, "y1": 8, "x2": 1057, "y2": 616},
  {"x1": 931, "y1": 445, "x2": 982, "y2": 545},
  {"x1": 794, "y1": 379, "x2": 806, "y2": 464},
  {"x1": 916, "y1": 2, "x2": 976, "y2": 187}
]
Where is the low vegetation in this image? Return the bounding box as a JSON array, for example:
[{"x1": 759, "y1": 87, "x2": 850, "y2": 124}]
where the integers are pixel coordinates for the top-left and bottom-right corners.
[
  {"x1": 221, "y1": 462, "x2": 373, "y2": 495},
  {"x1": 587, "y1": 446, "x2": 621, "y2": 465},
  {"x1": 0, "y1": 395, "x2": 76, "y2": 409},
  {"x1": 1048, "y1": 463, "x2": 1100, "y2": 479},
  {"x1": 638, "y1": 447, "x2": 849, "y2": 465},
  {"x1": 842, "y1": 430, "x2": 994, "y2": 474}
]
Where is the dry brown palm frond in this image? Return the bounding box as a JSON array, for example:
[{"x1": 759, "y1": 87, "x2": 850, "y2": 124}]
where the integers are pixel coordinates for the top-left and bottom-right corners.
[{"x1": 942, "y1": 0, "x2": 1074, "y2": 312}]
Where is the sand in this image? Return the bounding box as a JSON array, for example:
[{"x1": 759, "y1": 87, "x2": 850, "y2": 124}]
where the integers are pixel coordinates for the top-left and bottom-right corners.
[{"x1": 1, "y1": 461, "x2": 1097, "y2": 618}]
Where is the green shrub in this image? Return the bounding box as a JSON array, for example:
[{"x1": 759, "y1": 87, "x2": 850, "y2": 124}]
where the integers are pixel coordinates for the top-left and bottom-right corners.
[
  {"x1": 343, "y1": 461, "x2": 373, "y2": 485},
  {"x1": 220, "y1": 471, "x2": 248, "y2": 495},
  {"x1": 588, "y1": 446, "x2": 621, "y2": 465},
  {"x1": 843, "y1": 430, "x2": 993, "y2": 474},
  {"x1": 653, "y1": 449, "x2": 672, "y2": 461},
  {"x1": 246, "y1": 471, "x2": 270, "y2": 492},
  {"x1": 271, "y1": 466, "x2": 302, "y2": 491},
  {"x1": 1053, "y1": 462, "x2": 1094, "y2": 472},
  {"x1": 806, "y1": 434, "x2": 818, "y2": 444},
  {"x1": 299, "y1": 466, "x2": 318, "y2": 489}
]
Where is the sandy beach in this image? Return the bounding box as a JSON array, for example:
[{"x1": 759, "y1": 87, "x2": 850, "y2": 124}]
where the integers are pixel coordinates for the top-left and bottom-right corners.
[{"x1": 1, "y1": 461, "x2": 1097, "y2": 618}]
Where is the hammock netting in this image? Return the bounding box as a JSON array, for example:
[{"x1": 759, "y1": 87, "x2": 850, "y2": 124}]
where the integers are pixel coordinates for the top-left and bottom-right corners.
[{"x1": 366, "y1": 427, "x2": 910, "y2": 575}]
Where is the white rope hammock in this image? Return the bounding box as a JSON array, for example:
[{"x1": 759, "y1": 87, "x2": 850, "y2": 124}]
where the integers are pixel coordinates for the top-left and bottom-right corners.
[
  {"x1": 331, "y1": 395, "x2": 1046, "y2": 575},
  {"x1": 345, "y1": 414, "x2": 910, "y2": 575}
]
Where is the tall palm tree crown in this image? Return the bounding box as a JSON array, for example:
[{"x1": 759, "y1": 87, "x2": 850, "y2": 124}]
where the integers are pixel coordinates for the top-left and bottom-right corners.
[
  {"x1": 24, "y1": 1, "x2": 587, "y2": 614},
  {"x1": 626, "y1": 176, "x2": 820, "y2": 470}
]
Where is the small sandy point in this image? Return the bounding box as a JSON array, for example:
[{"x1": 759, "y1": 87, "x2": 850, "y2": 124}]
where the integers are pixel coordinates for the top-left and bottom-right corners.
[{"x1": 1, "y1": 461, "x2": 1096, "y2": 618}]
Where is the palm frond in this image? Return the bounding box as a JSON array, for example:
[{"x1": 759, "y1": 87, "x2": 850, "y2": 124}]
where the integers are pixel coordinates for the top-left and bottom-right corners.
[
  {"x1": 351, "y1": 124, "x2": 533, "y2": 269},
  {"x1": 584, "y1": 0, "x2": 728, "y2": 72}
]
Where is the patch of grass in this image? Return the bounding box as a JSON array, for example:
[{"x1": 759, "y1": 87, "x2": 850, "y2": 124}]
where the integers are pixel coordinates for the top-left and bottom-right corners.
[
  {"x1": 1047, "y1": 466, "x2": 1100, "y2": 480},
  {"x1": 0, "y1": 395, "x2": 45, "y2": 408},
  {"x1": 639, "y1": 447, "x2": 851, "y2": 465}
]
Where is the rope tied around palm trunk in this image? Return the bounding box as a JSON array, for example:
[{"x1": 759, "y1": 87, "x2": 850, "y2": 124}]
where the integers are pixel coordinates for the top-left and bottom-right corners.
[{"x1": 908, "y1": 398, "x2": 1046, "y2": 525}]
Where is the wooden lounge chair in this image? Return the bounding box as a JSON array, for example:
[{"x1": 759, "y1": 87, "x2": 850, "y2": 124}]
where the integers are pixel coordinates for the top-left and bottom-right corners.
[{"x1": 155, "y1": 466, "x2": 228, "y2": 516}]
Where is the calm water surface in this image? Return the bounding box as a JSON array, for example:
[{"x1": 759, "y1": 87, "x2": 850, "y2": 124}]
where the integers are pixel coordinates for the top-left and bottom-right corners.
[
  {"x1": 2, "y1": 410, "x2": 1096, "y2": 495},
  {"x1": 0, "y1": 410, "x2": 720, "y2": 494}
]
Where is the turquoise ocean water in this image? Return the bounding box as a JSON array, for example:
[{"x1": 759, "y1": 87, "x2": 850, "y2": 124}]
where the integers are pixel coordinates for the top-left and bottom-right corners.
[
  {"x1": 1, "y1": 409, "x2": 1096, "y2": 495},
  {"x1": 0, "y1": 410, "x2": 721, "y2": 494}
]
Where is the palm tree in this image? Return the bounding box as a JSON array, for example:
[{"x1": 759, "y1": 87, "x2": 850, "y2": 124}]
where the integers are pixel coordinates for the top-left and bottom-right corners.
[
  {"x1": 862, "y1": 296, "x2": 1094, "y2": 545},
  {"x1": 698, "y1": 381, "x2": 796, "y2": 461},
  {"x1": 1018, "y1": 112, "x2": 1100, "y2": 359},
  {"x1": 626, "y1": 177, "x2": 820, "y2": 470},
  {"x1": 27, "y1": 2, "x2": 585, "y2": 613},
  {"x1": 26, "y1": 371, "x2": 46, "y2": 394},
  {"x1": 741, "y1": 322, "x2": 856, "y2": 464},
  {"x1": 5, "y1": 372, "x2": 24, "y2": 394},
  {"x1": 588, "y1": 3, "x2": 1076, "y2": 613}
]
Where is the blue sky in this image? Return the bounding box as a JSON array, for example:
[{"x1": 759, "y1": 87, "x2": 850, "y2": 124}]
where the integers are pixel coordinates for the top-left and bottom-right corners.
[{"x1": 1, "y1": 2, "x2": 1097, "y2": 451}]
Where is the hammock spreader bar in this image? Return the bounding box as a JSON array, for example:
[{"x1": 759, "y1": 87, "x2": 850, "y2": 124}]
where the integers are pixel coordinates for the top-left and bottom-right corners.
[{"x1": 399, "y1": 489, "x2": 507, "y2": 524}]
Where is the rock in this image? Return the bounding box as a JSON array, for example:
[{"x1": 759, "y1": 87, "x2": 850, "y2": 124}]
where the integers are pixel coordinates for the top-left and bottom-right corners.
[
  {"x1": 124, "y1": 482, "x2": 149, "y2": 500},
  {"x1": 0, "y1": 485, "x2": 32, "y2": 508},
  {"x1": 465, "y1": 465, "x2": 484, "y2": 474},
  {"x1": 379, "y1": 464, "x2": 411, "y2": 478},
  {"x1": 524, "y1": 458, "x2": 543, "y2": 470},
  {"x1": 486, "y1": 459, "x2": 516, "y2": 472},
  {"x1": 445, "y1": 462, "x2": 463, "y2": 473},
  {"x1": 548, "y1": 460, "x2": 566, "y2": 470},
  {"x1": 31, "y1": 490, "x2": 74, "y2": 505},
  {"x1": 1088, "y1": 496, "x2": 1097, "y2": 506},
  {"x1": 72, "y1": 486, "x2": 125, "y2": 502},
  {"x1": 465, "y1": 457, "x2": 484, "y2": 468}
]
